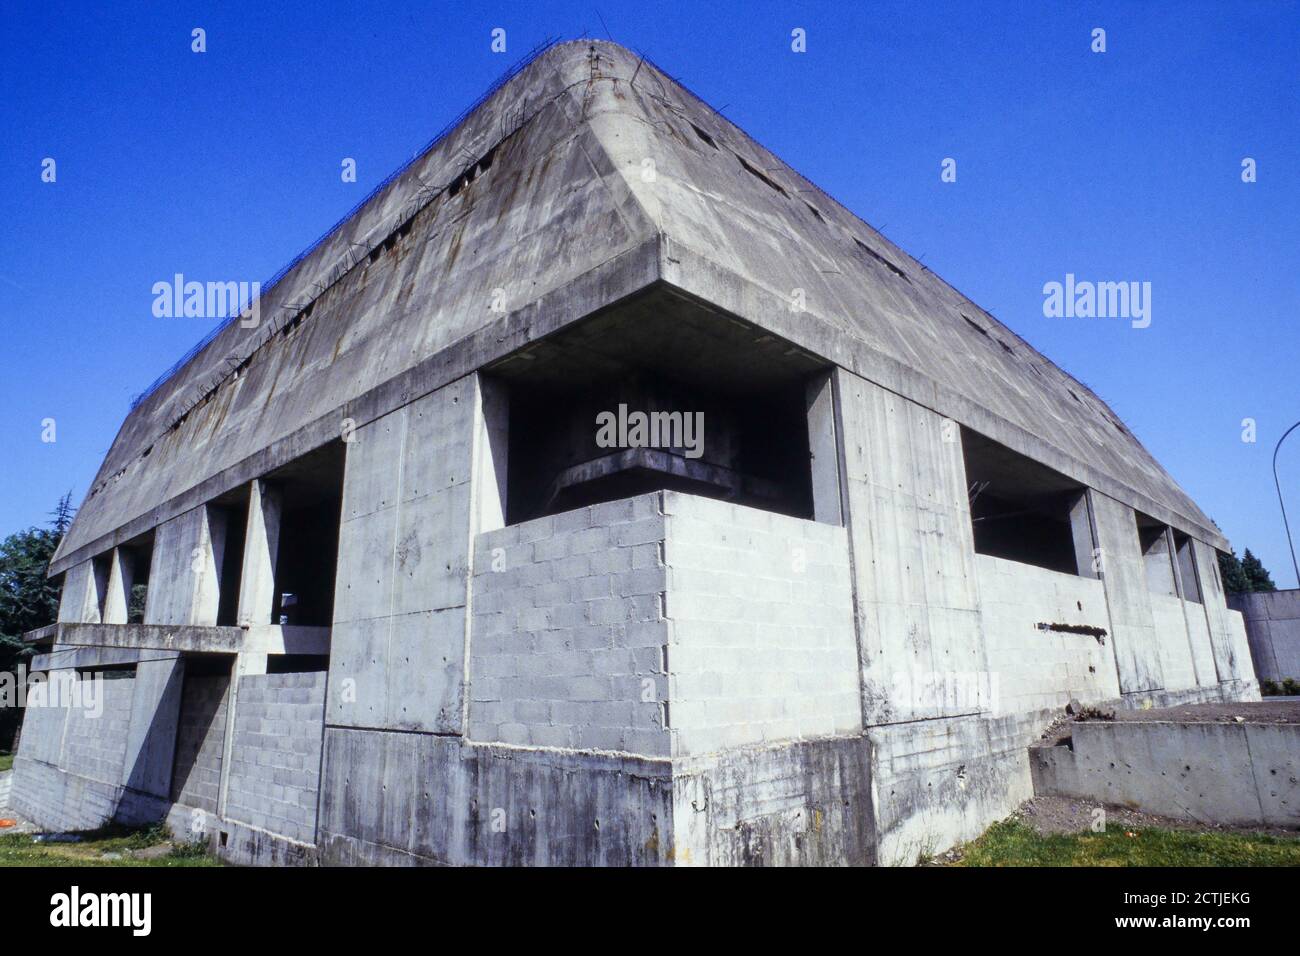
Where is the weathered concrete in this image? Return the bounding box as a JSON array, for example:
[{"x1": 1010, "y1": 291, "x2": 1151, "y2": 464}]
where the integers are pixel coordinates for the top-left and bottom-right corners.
[
  {"x1": 1230, "y1": 589, "x2": 1300, "y2": 683},
  {"x1": 15, "y1": 40, "x2": 1257, "y2": 866},
  {"x1": 1031, "y1": 711, "x2": 1300, "y2": 827}
]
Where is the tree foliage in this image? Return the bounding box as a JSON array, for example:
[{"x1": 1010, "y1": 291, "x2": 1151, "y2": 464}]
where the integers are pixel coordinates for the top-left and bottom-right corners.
[
  {"x1": 0, "y1": 493, "x2": 72, "y2": 750},
  {"x1": 1218, "y1": 547, "x2": 1277, "y2": 595}
]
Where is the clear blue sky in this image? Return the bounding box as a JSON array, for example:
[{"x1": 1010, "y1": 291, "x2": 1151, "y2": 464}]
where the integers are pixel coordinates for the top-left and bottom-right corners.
[{"x1": 1, "y1": 0, "x2": 1297, "y2": 586}]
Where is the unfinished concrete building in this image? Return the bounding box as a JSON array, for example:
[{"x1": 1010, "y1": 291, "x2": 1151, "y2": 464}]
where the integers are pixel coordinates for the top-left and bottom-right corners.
[{"x1": 11, "y1": 41, "x2": 1257, "y2": 865}]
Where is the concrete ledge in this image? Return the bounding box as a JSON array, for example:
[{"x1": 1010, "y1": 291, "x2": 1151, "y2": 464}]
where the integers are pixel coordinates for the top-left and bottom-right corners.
[{"x1": 1030, "y1": 715, "x2": 1300, "y2": 827}]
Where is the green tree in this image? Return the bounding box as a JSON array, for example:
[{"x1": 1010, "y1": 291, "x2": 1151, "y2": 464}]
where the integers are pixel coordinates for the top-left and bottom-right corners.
[
  {"x1": 1218, "y1": 549, "x2": 1250, "y2": 594},
  {"x1": 1241, "y1": 549, "x2": 1277, "y2": 592},
  {"x1": 0, "y1": 492, "x2": 72, "y2": 750}
]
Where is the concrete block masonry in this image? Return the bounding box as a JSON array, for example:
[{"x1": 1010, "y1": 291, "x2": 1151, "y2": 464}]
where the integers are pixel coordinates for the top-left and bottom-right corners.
[{"x1": 13, "y1": 40, "x2": 1261, "y2": 865}]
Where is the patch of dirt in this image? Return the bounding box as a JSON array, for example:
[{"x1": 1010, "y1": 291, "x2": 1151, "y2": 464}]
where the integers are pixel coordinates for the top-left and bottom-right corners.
[
  {"x1": 1012, "y1": 795, "x2": 1300, "y2": 840},
  {"x1": 1104, "y1": 701, "x2": 1300, "y2": 724}
]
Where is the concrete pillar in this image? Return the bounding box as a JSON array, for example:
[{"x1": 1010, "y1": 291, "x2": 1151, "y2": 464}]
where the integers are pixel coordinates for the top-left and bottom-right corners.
[
  {"x1": 804, "y1": 370, "x2": 844, "y2": 526},
  {"x1": 1068, "y1": 491, "x2": 1099, "y2": 579},
  {"x1": 237, "y1": 480, "x2": 282, "y2": 626},
  {"x1": 56, "y1": 559, "x2": 103, "y2": 624},
  {"x1": 1091, "y1": 493, "x2": 1162, "y2": 694},
  {"x1": 144, "y1": 505, "x2": 228, "y2": 626},
  {"x1": 473, "y1": 374, "x2": 510, "y2": 533},
  {"x1": 101, "y1": 547, "x2": 135, "y2": 625}
]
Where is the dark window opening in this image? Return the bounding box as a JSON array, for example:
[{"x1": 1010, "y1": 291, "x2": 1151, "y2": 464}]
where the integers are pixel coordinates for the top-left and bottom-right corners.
[
  {"x1": 962, "y1": 428, "x2": 1091, "y2": 575},
  {"x1": 735, "y1": 153, "x2": 789, "y2": 197},
  {"x1": 690, "y1": 123, "x2": 718, "y2": 150},
  {"x1": 852, "y1": 237, "x2": 911, "y2": 282},
  {"x1": 267, "y1": 654, "x2": 330, "y2": 674},
  {"x1": 487, "y1": 285, "x2": 825, "y2": 526},
  {"x1": 210, "y1": 494, "x2": 250, "y2": 627},
  {"x1": 506, "y1": 371, "x2": 813, "y2": 523},
  {"x1": 267, "y1": 442, "x2": 345, "y2": 627},
  {"x1": 121, "y1": 532, "x2": 154, "y2": 624}
]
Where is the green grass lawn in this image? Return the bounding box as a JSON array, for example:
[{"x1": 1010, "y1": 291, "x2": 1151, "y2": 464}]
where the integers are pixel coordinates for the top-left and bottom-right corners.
[
  {"x1": 0, "y1": 824, "x2": 220, "y2": 867},
  {"x1": 0, "y1": 753, "x2": 13, "y2": 773},
  {"x1": 956, "y1": 819, "x2": 1300, "y2": 867}
]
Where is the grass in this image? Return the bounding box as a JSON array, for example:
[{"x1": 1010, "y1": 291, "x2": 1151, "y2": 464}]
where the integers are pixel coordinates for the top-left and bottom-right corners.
[
  {"x1": 0, "y1": 753, "x2": 12, "y2": 773},
  {"x1": 0, "y1": 823, "x2": 221, "y2": 868},
  {"x1": 955, "y1": 819, "x2": 1300, "y2": 867}
]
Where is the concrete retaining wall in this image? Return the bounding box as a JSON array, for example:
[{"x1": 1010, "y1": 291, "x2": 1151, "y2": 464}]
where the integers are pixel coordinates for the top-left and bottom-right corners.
[
  {"x1": 1230, "y1": 589, "x2": 1300, "y2": 683},
  {"x1": 1032, "y1": 719, "x2": 1300, "y2": 827}
]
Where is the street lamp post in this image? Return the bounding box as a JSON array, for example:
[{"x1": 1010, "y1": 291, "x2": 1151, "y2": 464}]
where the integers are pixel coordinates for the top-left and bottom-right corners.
[{"x1": 1273, "y1": 420, "x2": 1300, "y2": 588}]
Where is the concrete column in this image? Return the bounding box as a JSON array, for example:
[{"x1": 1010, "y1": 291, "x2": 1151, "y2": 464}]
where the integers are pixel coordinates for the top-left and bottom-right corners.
[
  {"x1": 56, "y1": 559, "x2": 103, "y2": 624},
  {"x1": 804, "y1": 370, "x2": 844, "y2": 526},
  {"x1": 145, "y1": 505, "x2": 228, "y2": 626},
  {"x1": 101, "y1": 547, "x2": 135, "y2": 625},
  {"x1": 473, "y1": 374, "x2": 510, "y2": 533},
  {"x1": 1091, "y1": 493, "x2": 1162, "y2": 694},
  {"x1": 236, "y1": 480, "x2": 282, "y2": 626},
  {"x1": 1068, "y1": 491, "x2": 1099, "y2": 579}
]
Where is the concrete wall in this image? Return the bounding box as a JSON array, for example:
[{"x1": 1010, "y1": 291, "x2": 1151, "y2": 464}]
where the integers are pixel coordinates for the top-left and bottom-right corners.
[
  {"x1": 9, "y1": 667, "x2": 154, "y2": 832},
  {"x1": 1032, "y1": 719, "x2": 1300, "y2": 827},
  {"x1": 224, "y1": 671, "x2": 326, "y2": 845},
  {"x1": 833, "y1": 370, "x2": 987, "y2": 726},
  {"x1": 329, "y1": 373, "x2": 499, "y2": 734},
  {"x1": 1230, "y1": 589, "x2": 1300, "y2": 683},
  {"x1": 978, "y1": 554, "x2": 1119, "y2": 713}
]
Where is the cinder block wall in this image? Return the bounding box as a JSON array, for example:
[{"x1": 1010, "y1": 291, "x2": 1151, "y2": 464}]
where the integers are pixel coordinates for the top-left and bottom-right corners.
[
  {"x1": 170, "y1": 673, "x2": 231, "y2": 813},
  {"x1": 468, "y1": 491, "x2": 859, "y2": 759},
  {"x1": 978, "y1": 554, "x2": 1120, "y2": 713},
  {"x1": 224, "y1": 672, "x2": 327, "y2": 844},
  {"x1": 61, "y1": 672, "x2": 135, "y2": 786},
  {"x1": 661, "y1": 492, "x2": 860, "y2": 754},
  {"x1": 9, "y1": 668, "x2": 138, "y2": 831},
  {"x1": 469, "y1": 493, "x2": 669, "y2": 754}
]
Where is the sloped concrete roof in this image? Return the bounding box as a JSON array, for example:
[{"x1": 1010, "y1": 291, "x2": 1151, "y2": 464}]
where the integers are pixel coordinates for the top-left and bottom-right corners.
[{"x1": 51, "y1": 40, "x2": 1225, "y2": 574}]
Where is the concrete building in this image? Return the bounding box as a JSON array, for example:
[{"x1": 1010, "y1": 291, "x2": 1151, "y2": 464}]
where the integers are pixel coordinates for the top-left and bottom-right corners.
[{"x1": 11, "y1": 41, "x2": 1257, "y2": 865}]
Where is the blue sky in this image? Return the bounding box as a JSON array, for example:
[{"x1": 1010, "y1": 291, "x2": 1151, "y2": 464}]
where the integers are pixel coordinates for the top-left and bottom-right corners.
[{"x1": 1, "y1": 0, "x2": 1297, "y2": 585}]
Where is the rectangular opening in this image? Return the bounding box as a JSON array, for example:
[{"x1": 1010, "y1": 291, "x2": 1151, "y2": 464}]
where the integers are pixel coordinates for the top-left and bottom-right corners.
[
  {"x1": 211, "y1": 493, "x2": 250, "y2": 626},
  {"x1": 1174, "y1": 531, "x2": 1202, "y2": 603},
  {"x1": 961, "y1": 428, "x2": 1091, "y2": 575},
  {"x1": 121, "y1": 532, "x2": 154, "y2": 624},
  {"x1": 1136, "y1": 513, "x2": 1178, "y2": 597},
  {"x1": 268, "y1": 442, "x2": 345, "y2": 627},
  {"x1": 266, "y1": 654, "x2": 330, "y2": 674}
]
